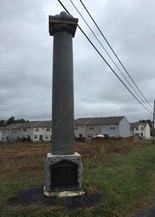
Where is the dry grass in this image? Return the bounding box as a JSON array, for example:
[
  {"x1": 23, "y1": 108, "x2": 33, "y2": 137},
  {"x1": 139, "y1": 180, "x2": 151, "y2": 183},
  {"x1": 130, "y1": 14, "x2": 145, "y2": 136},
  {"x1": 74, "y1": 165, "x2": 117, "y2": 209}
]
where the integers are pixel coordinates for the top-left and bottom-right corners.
[
  {"x1": 76, "y1": 138, "x2": 151, "y2": 166},
  {"x1": 0, "y1": 139, "x2": 151, "y2": 174},
  {"x1": 0, "y1": 139, "x2": 154, "y2": 217},
  {"x1": 0, "y1": 139, "x2": 151, "y2": 173},
  {"x1": 0, "y1": 143, "x2": 50, "y2": 173}
]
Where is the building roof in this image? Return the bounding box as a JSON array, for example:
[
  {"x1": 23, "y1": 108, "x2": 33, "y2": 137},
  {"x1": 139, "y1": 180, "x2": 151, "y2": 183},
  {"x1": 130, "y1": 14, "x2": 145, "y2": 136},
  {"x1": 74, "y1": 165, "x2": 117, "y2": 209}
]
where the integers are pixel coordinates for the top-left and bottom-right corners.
[
  {"x1": 130, "y1": 122, "x2": 139, "y2": 129},
  {"x1": 14, "y1": 121, "x2": 39, "y2": 129},
  {"x1": 0, "y1": 123, "x2": 22, "y2": 130},
  {"x1": 32, "y1": 121, "x2": 52, "y2": 128},
  {"x1": 130, "y1": 122, "x2": 148, "y2": 129},
  {"x1": 0, "y1": 121, "x2": 52, "y2": 130},
  {"x1": 75, "y1": 116, "x2": 125, "y2": 126},
  {"x1": 74, "y1": 118, "x2": 92, "y2": 125}
]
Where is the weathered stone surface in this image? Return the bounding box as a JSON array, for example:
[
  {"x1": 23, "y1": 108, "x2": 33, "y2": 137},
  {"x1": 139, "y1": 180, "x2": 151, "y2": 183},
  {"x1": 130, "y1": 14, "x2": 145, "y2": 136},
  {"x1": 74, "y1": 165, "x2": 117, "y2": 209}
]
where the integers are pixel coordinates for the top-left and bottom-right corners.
[
  {"x1": 49, "y1": 11, "x2": 78, "y2": 37},
  {"x1": 44, "y1": 152, "x2": 83, "y2": 192},
  {"x1": 50, "y1": 12, "x2": 78, "y2": 155},
  {"x1": 52, "y1": 30, "x2": 74, "y2": 155},
  {"x1": 44, "y1": 12, "x2": 82, "y2": 195}
]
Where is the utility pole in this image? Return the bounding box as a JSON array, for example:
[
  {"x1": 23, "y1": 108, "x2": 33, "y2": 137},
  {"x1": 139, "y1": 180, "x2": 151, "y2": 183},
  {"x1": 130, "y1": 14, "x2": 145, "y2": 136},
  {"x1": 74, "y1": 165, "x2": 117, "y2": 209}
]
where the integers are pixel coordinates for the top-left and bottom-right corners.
[{"x1": 153, "y1": 100, "x2": 155, "y2": 144}]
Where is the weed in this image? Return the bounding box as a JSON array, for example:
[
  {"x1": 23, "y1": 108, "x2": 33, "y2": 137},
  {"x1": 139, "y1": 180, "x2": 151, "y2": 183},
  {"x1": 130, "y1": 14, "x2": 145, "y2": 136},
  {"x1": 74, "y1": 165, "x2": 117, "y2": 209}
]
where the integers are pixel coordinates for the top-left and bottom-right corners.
[{"x1": 0, "y1": 140, "x2": 155, "y2": 217}]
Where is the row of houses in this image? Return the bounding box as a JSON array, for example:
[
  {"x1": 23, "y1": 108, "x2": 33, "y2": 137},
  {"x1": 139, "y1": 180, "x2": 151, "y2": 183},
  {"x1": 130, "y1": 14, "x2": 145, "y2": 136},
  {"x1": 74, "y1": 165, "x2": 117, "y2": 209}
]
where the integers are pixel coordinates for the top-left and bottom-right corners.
[
  {"x1": 0, "y1": 121, "x2": 52, "y2": 142},
  {"x1": 0, "y1": 116, "x2": 151, "y2": 142},
  {"x1": 74, "y1": 116, "x2": 150, "y2": 139}
]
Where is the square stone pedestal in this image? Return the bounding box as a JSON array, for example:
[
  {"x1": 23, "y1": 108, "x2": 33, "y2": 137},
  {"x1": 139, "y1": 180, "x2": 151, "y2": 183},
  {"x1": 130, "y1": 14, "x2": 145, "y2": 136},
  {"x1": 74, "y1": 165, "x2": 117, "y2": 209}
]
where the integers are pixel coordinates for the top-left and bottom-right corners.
[{"x1": 44, "y1": 152, "x2": 83, "y2": 197}]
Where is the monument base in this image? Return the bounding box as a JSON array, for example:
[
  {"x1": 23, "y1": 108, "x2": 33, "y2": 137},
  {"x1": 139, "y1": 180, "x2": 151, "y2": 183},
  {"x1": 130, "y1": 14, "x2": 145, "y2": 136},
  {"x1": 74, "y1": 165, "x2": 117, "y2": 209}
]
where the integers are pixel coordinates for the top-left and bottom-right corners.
[
  {"x1": 43, "y1": 187, "x2": 84, "y2": 197},
  {"x1": 44, "y1": 152, "x2": 83, "y2": 196}
]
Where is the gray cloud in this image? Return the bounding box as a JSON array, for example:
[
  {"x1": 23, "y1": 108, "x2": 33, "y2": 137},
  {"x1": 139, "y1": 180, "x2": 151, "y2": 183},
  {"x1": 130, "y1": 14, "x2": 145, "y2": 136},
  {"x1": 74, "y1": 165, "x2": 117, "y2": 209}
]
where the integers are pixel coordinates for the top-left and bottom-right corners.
[{"x1": 0, "y1": 0, "x2": 154, "y2": 123}]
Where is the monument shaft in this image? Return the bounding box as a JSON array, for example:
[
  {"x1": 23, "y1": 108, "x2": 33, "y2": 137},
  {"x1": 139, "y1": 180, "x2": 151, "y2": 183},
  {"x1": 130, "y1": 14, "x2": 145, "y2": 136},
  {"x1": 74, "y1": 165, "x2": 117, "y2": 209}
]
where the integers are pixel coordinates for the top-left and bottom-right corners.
[
  {"x1": 44, "y1": 12, "x2": 83, "y2": 195},
  {"x1": 52, "y1": 31, "x2": 74, "y2": 155}
]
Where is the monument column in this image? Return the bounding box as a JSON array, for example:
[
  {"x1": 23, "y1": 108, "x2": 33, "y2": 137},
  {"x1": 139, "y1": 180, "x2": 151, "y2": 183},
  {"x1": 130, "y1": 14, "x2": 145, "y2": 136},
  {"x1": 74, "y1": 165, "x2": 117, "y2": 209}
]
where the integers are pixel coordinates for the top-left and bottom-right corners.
[
  {"x1": 49, "y1": 12, "x2": 78, "y2": 155},
  {"x1": 44, "y1": 12, "x2": 83, "y2": 196}
]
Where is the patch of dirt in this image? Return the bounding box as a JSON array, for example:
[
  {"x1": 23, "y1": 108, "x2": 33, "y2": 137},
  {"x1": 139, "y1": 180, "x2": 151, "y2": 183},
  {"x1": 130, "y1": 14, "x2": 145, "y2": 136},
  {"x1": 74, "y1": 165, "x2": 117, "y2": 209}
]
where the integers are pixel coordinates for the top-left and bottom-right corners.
[{"x1": 7, "y1": 187, "x2": 103, "y2": 209}]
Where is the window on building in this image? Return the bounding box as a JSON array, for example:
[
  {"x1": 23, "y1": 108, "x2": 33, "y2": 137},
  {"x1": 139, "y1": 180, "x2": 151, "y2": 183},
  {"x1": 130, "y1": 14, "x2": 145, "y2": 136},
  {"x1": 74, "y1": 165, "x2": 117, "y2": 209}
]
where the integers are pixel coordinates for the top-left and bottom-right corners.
[
  {"x1": 46, "y1": 128, "x2": 50, "y2": 131},
  {"x1": 35, "y1": 128, "x2": 39, "y2": 131},
  {"x1": 89, "y1": 126, "x2": 94, "y2": 130},
  {"x1": 110, "y1": 126, "x2": 115, "y2": 130},
  {"x1": 44, "y1": 136, "x2": 49, "y2": 139},
  {"x1": 23, "y1": 128, "x2": 26, "y2": 132},
  {"x1": 141, "y1": 127, "x2": 144, "y2": 131},
  {"x1": 34, "y1": 135, "x2": 38, "y2": 139},
  {"x1": 88, "y1": 134, "x2": 92, "y2": 138},
  {"x1": 75, "y1": 126, "x2": 77, "y2": 130}
]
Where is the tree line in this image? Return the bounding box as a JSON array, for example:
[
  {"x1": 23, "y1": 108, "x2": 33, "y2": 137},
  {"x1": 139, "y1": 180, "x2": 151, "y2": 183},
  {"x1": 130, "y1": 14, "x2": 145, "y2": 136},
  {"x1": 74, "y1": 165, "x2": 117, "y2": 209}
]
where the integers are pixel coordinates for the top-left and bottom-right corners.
[{"x1": 0, "y1": 116, "x2": 29, "y2": 127}]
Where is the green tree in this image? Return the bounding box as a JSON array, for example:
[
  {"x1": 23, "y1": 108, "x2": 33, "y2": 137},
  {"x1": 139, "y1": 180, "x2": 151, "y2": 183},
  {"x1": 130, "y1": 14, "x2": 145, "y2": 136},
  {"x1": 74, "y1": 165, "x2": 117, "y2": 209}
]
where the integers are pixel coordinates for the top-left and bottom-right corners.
[
  {"x1": 0, "y1": 120, "x2": 6, "y2": 127},
  {"x1": 5, "y1": 116, "x2": 29, "y2": 125},
  {"x1": 6, "y1": 116, "x2": 15, "y2": 125},
  {"x1": 16, "y1": 118, "x2": 29, "y2": 123}
]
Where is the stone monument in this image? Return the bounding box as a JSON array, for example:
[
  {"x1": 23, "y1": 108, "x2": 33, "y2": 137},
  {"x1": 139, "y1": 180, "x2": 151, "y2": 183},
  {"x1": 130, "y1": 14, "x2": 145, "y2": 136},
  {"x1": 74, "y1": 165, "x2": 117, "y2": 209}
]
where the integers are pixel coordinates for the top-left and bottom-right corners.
[{"x1": 44, "y1": 11, "x2": 83, "y2": 197}]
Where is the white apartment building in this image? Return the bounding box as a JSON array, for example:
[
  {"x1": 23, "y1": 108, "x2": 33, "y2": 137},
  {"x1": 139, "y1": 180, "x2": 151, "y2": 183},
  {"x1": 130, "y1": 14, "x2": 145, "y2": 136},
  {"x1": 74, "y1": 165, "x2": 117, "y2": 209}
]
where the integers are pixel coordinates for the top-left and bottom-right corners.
[
  {"x1": 130, "y1": 122, "x2": 150, "y2": 139},
  {"x1": 74, "y1": 116, "x2": 131, "y2": 139},
  {"x1": 0, "y1": 116, "x2": 135, "y2": 142},
  {"x1": 0, "y1": 121, "x2": 52, "y2": 142}
]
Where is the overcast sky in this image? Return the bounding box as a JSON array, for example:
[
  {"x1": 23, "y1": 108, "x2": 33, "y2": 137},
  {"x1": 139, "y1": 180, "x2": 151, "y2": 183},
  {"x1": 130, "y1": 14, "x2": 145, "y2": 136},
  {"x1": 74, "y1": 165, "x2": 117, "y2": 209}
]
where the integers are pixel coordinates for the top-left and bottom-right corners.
[{"x1": 1, "y1": 0, "x2": 155, "y2": 122}]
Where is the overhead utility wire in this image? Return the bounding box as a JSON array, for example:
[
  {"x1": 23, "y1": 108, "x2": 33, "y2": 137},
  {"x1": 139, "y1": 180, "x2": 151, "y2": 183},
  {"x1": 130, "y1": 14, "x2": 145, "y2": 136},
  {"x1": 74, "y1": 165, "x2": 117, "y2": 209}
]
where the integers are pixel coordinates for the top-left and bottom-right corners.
[
  {"x1": 69, "y1": 0, "x2": 150, "y2": 111},
  {"x1": 57, "y1": 0, "x2": 152, "y2": 115},
  {"x1": 79, "y1": 0, "x2": 153, "y2": 111}
]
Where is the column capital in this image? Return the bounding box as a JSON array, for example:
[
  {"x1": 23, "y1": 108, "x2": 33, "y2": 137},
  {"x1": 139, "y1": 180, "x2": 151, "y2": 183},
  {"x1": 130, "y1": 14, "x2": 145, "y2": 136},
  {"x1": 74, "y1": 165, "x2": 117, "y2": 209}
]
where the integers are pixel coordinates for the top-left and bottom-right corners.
[{"x1": 49, "y1": 11, "x2": 78, "y2": 37}]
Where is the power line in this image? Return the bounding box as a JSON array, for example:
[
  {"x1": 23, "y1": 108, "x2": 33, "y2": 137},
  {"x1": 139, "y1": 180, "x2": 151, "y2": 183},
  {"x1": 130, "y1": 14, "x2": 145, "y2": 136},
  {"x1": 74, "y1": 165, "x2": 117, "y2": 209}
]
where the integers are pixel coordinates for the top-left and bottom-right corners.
[
  {"x1": 69, "y1": 0, "x2": 151, "y2": 111},
  {"x1": 79, "y1": 0, "x2": 153, "y2": 111},
  {"x1": 77, "y1": 27, "x2": 152, "y2": 115},
  {"x1": 57, "y1": 0, "x2": 152, "y2": 115}
]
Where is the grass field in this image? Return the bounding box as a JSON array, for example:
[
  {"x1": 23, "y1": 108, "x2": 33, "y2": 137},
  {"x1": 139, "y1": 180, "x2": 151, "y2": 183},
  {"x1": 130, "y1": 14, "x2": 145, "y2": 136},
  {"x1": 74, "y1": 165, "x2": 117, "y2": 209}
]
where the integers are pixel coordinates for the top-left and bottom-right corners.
[{"x1": 0, "y1": 139, "x2": 155, "y2": 217}]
